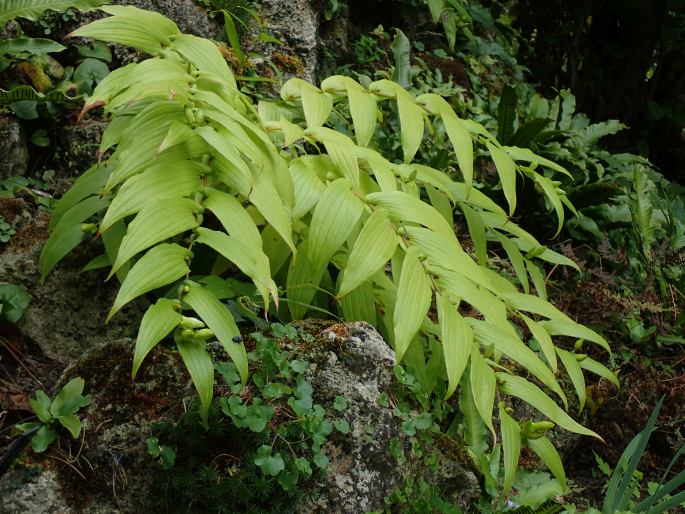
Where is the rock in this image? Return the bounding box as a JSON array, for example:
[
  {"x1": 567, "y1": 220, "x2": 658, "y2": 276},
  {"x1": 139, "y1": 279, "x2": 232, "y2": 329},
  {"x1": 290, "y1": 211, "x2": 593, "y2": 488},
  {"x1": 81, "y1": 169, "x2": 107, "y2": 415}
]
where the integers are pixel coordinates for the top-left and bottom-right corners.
[
  {"x1": 0, "y1": 114, "x2": 29, "y2": 180},
  {"x1": 59, "y1": 119, "x2": 108, "y2": 174},
  {"x1": 0, "y1": 199, "x2": 146, "y2": 363},
  {"x1": 0, "y1": 338, "x2": 194, "y2": 514},
  {"x1": 0, "y1": 469, "x2": 71, "y2": 514},
  {"x1": 258, "y1": 0, "x2": 320, "y2": 82},
  {"x1": 299, "y1": 322, "x2": 480, "y2": 513},
  {"x1": 1, "y1": 324, "x2": 480, "y2": 513}
]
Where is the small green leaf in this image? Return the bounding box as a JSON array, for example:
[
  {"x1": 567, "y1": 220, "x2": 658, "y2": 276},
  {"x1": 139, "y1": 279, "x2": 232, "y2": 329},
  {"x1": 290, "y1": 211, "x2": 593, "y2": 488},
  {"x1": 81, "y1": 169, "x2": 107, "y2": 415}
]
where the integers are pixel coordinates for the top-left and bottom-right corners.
[
  {"x1": 31, "y1": 425, "x2": 57, "y2": 453},
  {"x1": 50, "y1": 378, "x2": 91, "y2": 418},
  {"x1": 254, "y1": 445, "x2": 285, "y2": 476},
  {"x1": 29, "y1": 390, "x2": 53, "y2": 423},
  {"x1": 58, "y1": 414, "x2": 82, "y2": 439},
  {"x1": 333, "y1": 396, "x2": 347, "y2": 412},
  {"x1": 334, "y1": 419, "x2": 350, "y2": 434}
]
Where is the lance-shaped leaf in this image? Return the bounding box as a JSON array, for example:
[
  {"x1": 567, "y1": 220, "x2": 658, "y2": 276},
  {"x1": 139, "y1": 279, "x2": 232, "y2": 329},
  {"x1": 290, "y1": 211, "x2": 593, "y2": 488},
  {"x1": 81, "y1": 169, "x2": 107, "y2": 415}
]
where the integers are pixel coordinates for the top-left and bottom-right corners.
[
  {"x1": 521, "y1": 314, "x2": 557, "y2": 372},
  {"x1": 249, "y1": 170, "x2": 296, "y2": 254},
  {"x1": 499, "y1": 403, "x2": 521, "y2": 495},
  {"x1": 100, "y1": 159, "x2": 204, "y2": 232},
  {"x1": 110, "y1": 197, "x2": 200, "y2": 276},
  {"x1": 393, "y1": 246, "x2": 432, "y2": 362},
  {"x1": 495, "y1": 232, "x2": 529, "y2": 293},
  {"x1": 366, "y1": 191, "x2": 456, "y2": 240},
  {"x1": 281, "y1": 78, "x2": 332, "y2": 127},
  {"x1": 195, "y1": 227, "x2": 276, "y2": 311},
  {"x1": 443, "y1": 111, "x2": 474, "y2": 191},
  {"x1": 503, "y1": 146, "x2": 571, "y2": 177},
  {"x1": 557, "y1": 348, "x2": 586, "y2": 412},
  {"x1": 176, "y1": 336, "x2": 214, "y2": 427},
  {"x1": 497, "y1": 373, "x2": 600, "y2": 438},
  {"x1": 486, "y1": 141, "x2": 517, "y2": 216},
  {"x1": 470, "y1": 348, "x2": 496, "y2": 439},
  {"x1": 338, "y1": 208, "x2": 398, "y2": 298},
  {"x1": 171, "y1": 35, "x2": 235, "y2": 87},
  {"x1": 470, "y1": 319, "x2": 566, "y2": 406},
  {"x1": 531, "y1": 172, "x2": 565, "y2": 235},
  {"x1": 437, "y1": 293, "x2": 471, "y2": 399},
  {"x1": 347, "y1": 86, "x2": 377, "y2": 147},
  {"x1": 40, "y1": 195, "x2": 110, "y2": 282},
  {"x1": 107, "y1": 244, "x2": 191, "y2": 321},
  {"x1": 133, "y1": 298, "x2": 182, "y2": 379},
  {"x1": 308, "y1": 178, "x2": 364, "y2": 271},
  {"x1": 305, "y1": 127, "x2": 360, "y2": 190},
  {"x1": 502, "y1": 292, "x2": 571, "y2": 322},
  {"x1": 183, "y1": 282, "x2": 248, "y2": 384},
  {"x1": 460, "y1": 203, "x2": 486, "y2": 265},
  {"x1": 578, "y1": 357, "x2": 619, "y2": 387},
  {"x1": 527, "y1": 436, "x2": 567, "y2": 492},
  {"x1": 539, "y1": 319, "x2": 610, "y2": 353},
  {"x1": 286, "y1": 239, "x2": 326, "y2": 320},
  {"x1": 396, "y1": 89, "x2": 424, "y2": 163},
  {"x1": 289, "y1": 156, "x2": 327, "y2": 219},
  {"x1": 50, "y1": 378, "x2": 90, "y2": 417},
  {"x1": 69, "y1": 5, "x2": 180, "y2": 56},
  {"x1": 203, "y1": 188, "x2": 263, "y2": 251},
  {"x1": 50, "y1": 164, "x2": 110, "y2": 230},
  {"x1": 339, "y1": 280, "x2": 377, "y2": 325}
]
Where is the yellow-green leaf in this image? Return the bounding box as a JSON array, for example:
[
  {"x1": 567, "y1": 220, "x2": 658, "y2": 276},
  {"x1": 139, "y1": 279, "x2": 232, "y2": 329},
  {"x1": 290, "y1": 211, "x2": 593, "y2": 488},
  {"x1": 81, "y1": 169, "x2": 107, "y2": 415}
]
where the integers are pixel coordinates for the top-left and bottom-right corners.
[
  {"x1": 486, "y1": 141, "x2": 517, "y2": 216},
  {"x1": 110, "y1": 197, "x2": 199, "y2": 276},
  {"x1": 393, "y1": 246, "x2": 432, "y2": 362},
  {"x1": 497, "y1": 373, "x2": 600, "y2": 439},
  {"x1": 176, "y1": 336, "x2": 214, "y2": 428},
  {"x1": 183, "y1": 281, "x2": 248, "y2": 384},
  {"x1": 338, "y1": 208, "x2": 398, "y2": 298},
  {"x1": 470, "y1": 349, "x2": 496, "y2": 439},
  {"x1": 527, "y1": 436, "x2": 567, "y2": 492},
  {"x1": 132, "y1": 298, "x2": 182, "y2": 379},
  {"x1": 539, "y1": 319, "x2": 610, "y2": 353},
  {"x1": 437, "y1": 293, "x2": 472, "y2": 399},
  {"x1": 107, "y1": 243, "x2": 190, "y2": 321},
  {"x1": 308, "y1": 178, "x2": 364, "y2": 271},
  {"x1": 557, "y1": 348, "x2": 586, "y2": 412},
  {"x1": 499, "y1": 403, "x2": 521, "y2": 495}
]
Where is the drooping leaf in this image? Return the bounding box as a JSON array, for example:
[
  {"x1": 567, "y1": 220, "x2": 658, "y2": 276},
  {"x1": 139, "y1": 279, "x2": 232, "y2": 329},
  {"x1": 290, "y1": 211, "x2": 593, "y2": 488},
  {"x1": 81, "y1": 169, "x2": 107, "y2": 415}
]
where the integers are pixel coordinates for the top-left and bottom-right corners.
[
  {"x1": 338, "y1": 208, "x2": 398, "y2": 298},
  {"x1": 486, "y1": 142, "x2": 517, "y2": 216},
  {"x1": 132, "y1": 298, "x2": 182, "y2": 379},
  {"x1": 40, "y1": 195, "x2": 110, "y2": 282},
  {"x1": 183, "y1": 281, "x2": 248, "y2": 384},
  {"x1": 499, "y1": 403, "x2": 521, "y2": 495},
  {"x1": 497, "y1": 373, "x2": 600, "y2": 438},
  {"x1": 176, "y1": 336, "x2": 214, "y2": 427},
  {"x1": 107, "y1": 243, "x2": 191, "y2": 321},
  {"x1": 437, "y1": 293, "x2": 471, "y2": 399},
  {"x1": 527, "y1": 436, "x2": 567, "y2": 492},
  {"x1": 109, "y1": 197, "x2": 199, "y2": 276},
  {"x1": 470, "y1": 349, "x2": 496, "y2": 439},
  {"x1": 557, "y1": 348, "x2": 586, "y2": 411},
  {"x1": 393, "y1": 246, "x2": 431, "y2": 362}
]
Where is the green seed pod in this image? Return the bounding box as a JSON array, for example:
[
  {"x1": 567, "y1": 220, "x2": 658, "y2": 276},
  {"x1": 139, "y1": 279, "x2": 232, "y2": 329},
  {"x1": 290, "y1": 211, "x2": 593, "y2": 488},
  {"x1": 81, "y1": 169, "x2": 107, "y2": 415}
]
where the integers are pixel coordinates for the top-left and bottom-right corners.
[
  {"x1": 194, "y1": 328, "x2": 215, "y2": 340},
  {"x1": 184, "y1": 107, "x2": 196, "y2": 125},
  {"x1": 180, "y1": 316, "x2": 205, "y2": 329},
  {"x1": 81, "y1": 223, "x2": 97, "y2": 233},
  {"x1": 574, "y1": 353, "x2": 588, "y2": 362},
  {"x1": 180, "y1": 328, "x2": 196, "y2": 340}
]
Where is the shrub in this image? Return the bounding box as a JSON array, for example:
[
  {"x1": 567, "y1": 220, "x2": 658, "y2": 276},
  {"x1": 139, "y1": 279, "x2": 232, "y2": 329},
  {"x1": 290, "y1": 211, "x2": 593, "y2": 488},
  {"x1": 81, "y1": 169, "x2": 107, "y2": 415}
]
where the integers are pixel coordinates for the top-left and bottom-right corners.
[{"x1": 40, "y1": 6, "x2": 616, "y2": 494}]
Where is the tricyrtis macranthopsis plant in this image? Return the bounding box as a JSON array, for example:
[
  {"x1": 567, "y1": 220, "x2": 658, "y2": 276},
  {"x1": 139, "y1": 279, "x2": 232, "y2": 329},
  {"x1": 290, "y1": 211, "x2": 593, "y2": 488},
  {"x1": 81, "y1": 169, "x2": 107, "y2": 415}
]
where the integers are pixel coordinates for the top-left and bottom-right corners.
[{"x1": 41, "y1": 6, "x2": 617, "y2": 494}]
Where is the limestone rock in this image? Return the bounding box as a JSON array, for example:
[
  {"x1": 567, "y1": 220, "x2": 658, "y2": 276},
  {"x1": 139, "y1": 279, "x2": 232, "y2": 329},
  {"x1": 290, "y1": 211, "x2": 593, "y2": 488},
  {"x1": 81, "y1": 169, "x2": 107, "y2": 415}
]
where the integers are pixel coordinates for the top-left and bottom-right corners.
[{"x1": 0, "y1": 114, "x2": 29, "y2": 180}]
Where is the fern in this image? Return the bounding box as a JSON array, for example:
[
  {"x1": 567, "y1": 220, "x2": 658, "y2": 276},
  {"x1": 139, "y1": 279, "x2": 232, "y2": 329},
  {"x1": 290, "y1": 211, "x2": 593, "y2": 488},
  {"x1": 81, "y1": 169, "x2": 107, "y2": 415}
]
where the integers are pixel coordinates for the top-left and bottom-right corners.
[
  {"x1": 39, "y1": 6, "x2": 615, "y2": 496},
  {"x1": 631, "y1": 165, "x2": 655, "y2": 259},
  {"x1": 497, "y1": 84, "x2": 518, "y2": 145}
]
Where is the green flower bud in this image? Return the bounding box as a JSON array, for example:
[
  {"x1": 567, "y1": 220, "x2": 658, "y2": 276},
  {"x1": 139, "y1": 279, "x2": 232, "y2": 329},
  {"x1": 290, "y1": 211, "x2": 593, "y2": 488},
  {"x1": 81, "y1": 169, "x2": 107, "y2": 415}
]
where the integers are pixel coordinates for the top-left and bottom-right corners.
[{"x1": 180, "y1": 316, "x2": 205, "y2": 329}]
